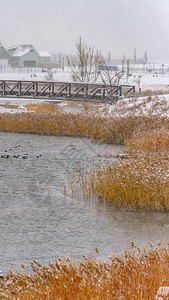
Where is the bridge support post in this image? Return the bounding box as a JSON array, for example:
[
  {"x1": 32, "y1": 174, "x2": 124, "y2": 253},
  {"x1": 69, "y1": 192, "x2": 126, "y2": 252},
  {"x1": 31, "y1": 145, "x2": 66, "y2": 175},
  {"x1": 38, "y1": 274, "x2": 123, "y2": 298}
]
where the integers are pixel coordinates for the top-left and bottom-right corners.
[
  {"x1": 85, "y1": 84, "x2": 88, "y2": 99},
  {"x1": 35, "y1": 82, "x2": 38, "y2": 96},
  {"x1": 3, "y1": 81, "x2": 5, "y2": 95},
  {"x1": 119, "y1": 86, "x2": 122, "y2": 97}
]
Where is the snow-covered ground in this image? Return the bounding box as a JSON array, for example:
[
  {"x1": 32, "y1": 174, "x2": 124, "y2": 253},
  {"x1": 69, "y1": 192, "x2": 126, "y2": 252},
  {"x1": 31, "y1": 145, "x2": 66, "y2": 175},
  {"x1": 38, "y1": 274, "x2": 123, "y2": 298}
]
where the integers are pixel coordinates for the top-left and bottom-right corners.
[
  {"x1": 0, "y1": 67, "x2": 169, "y2": 90},
  {"x1": 94, "y1": 94, "x2": 169, "y2": 118},
  {"x1": 127, "y1": 73, "x2": 169, "y2": 92},
  {"x1": 0, "y1": 69, "x2": 169, "y2": 116},
  {"x1": 0, "y1": 69, "x2": 72, "y2": 82}
]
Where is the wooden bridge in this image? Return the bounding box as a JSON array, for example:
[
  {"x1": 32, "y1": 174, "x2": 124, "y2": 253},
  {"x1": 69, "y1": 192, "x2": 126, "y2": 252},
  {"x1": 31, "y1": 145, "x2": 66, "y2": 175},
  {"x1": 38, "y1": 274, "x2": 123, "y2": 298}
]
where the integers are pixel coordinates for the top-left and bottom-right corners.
[{"x1": 0, "y1": 80, "x2": 135, "y2": 103}]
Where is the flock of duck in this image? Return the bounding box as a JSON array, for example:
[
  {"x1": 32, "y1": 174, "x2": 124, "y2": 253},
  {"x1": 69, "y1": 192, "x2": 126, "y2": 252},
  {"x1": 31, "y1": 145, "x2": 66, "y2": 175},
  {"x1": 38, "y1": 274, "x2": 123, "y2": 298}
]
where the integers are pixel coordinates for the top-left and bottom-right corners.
[{"x1": 1, "y1": 144, "x2": 42, "y2": 160}]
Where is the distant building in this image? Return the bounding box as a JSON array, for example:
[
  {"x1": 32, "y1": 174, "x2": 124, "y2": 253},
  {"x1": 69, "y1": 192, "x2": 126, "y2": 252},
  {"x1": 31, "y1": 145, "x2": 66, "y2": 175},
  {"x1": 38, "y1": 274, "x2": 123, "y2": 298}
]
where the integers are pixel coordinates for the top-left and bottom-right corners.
[
  {"x1": 38, "y1": 51, "x2": 52, "y2": 67},
  {"x1": 7, "y1": 44, "x2": 39, "y2": 67},
  {"x1": 0, "y1": 43, "x2": 11, "y2": 67},
  {"x1": 4, "y1": 44, "x2": 52, "y2": 68}
]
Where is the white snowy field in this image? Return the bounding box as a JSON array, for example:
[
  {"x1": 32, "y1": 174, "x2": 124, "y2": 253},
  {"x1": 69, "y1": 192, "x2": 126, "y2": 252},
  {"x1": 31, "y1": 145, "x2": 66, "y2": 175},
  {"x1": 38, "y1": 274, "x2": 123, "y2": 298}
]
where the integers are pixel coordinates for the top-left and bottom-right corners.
[
  {"x1": 0, "y1": 69, "x2": 169, "y2": 116},
  {"x1": 0, "y1": 69, "x2": 72, "y2": 82},
  {"x1": 127, "y1": 73, "x2": 169, "y2": 92}
]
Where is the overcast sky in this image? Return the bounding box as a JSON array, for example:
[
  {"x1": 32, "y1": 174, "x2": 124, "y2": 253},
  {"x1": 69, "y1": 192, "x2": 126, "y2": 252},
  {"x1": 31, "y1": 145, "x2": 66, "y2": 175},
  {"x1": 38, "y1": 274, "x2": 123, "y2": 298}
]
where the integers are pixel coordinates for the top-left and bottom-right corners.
[{"x1": 0, "y1": 0, "x2": 169, "y2": 60}]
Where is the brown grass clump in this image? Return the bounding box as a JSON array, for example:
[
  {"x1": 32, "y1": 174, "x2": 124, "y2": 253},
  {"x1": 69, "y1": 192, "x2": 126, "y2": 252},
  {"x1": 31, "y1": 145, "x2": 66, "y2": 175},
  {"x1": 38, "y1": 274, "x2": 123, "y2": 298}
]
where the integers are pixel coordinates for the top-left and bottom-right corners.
[
  {"x1": 26, "y1": 102, "x2": 62, "y2": 113},
  {"x1": 1, "y1": 244, "x2": 169, "y2": 299},
  {"x1": 75, "y1": 152, "x2": 169, "y2": 211},
  {"x1": 126, "y1": 128, "x2": 169, "y2": 153}
]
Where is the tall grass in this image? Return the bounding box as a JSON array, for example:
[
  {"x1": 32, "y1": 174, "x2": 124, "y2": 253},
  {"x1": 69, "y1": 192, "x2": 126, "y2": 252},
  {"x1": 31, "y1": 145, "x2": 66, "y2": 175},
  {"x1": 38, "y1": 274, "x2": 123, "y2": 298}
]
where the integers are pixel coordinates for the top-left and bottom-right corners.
[
  {"x1": 0, "y1": 110, "x2": 169, "y2": 145},
  {"x1": 1, "y1": 244, "x2": 169, "y2": 299},
  {"x1": 126, "y1": 128, "x2": 169, "y2": 153}
]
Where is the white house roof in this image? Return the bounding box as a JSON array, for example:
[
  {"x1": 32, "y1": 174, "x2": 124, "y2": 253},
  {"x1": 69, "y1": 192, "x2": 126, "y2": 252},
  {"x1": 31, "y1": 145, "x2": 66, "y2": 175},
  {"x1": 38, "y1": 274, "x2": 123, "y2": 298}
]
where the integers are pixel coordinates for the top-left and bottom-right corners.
[
  {"x1": 0, "y1": 44, "x2": 12, "y2": 57},
  {"x1": 38, "y1": 51, "x2": 51, "y2": 57},
  {"x1": 7, "y1": 45, "x2": 38, "y2": 57}
]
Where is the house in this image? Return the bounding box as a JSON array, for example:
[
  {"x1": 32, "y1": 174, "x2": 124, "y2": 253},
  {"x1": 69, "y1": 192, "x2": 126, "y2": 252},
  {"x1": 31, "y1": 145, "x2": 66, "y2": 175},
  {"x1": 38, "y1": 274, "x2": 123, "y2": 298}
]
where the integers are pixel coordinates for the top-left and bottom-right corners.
[
  {"x1": 0, "y1": 44, "x2": 52, "y2": 68},
  {"x1": 0, "y1": 43, "x2": 11, "y2": 67},
  {"x1": 38, "y1": 51, "x2": 52, "y2": 67},
  {"x1": 7, "y1": 44, "x2": 39, "y2": 67}
]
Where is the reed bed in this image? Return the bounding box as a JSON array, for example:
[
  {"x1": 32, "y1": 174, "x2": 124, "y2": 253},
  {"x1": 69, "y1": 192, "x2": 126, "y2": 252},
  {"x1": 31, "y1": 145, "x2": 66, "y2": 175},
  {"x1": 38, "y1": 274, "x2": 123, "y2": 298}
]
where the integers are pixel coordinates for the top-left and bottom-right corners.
[
  {"x1": 0, "y1": 110, "x2": 169, "y2": 145},
  {"x1": 0, "y1": 244, "x2": 169, "y2": 299},
  {"x1": 75, "y1": 151, "x2": 169, "y2": 210}
]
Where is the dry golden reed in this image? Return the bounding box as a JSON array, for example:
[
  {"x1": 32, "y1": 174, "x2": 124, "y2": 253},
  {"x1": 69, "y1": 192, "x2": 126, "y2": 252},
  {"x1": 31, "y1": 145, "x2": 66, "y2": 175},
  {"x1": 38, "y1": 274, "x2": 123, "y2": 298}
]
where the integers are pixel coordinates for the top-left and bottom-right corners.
[
  {"x1": 126, "y1": 128, "x2": 169, "y2": 153},
  {"x1": 75, "y1": 152, "x2": 169, "y2": 211},
  {"x1": 0, "y1": 109, "x2": 169, "y2": 145},
  {"x1": 1, "y1": 244, "x2": 169, "y2": 299}
]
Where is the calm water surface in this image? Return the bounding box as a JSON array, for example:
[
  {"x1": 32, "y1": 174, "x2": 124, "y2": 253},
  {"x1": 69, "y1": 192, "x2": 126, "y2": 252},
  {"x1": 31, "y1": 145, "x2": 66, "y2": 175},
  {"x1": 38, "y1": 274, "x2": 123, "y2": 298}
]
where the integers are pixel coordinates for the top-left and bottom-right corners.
[{"x1": 0, "y1": 132, "x2": 169, "y2": 274}]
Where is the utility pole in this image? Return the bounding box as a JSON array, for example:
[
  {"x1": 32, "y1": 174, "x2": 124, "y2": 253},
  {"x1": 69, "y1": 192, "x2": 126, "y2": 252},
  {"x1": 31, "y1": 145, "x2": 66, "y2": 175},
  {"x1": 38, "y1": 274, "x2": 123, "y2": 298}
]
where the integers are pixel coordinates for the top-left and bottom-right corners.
[
  {"x1": 122, "y1": 54, "x2": 126, "y2": 73},
  {"x1": 134, "y1": 48, "x2": 136, "y2": 73},
  {"x1": 122, "y1": 58, "x2": 125, "y2": 73},
  {"x1": 62, "y1": 57, "x2": 64, "y2": 71},
  {"x1": 126, "y1": 59, "x2": 130, "y2": 84},
  {"x1": 67, "y1": 58, "x2": 70, "y2": 72},
  {"x1": 144, "y1": 51, "x2": 148, "y2": 64},
  {"x1": 59, "y1": 53, "x2": 62, "y2": 70},
  {"x1": 108, "y1": 51, "x2": 111, "y2": 65},
  {"x1": 134, "y1": 48, "x2": 136, "y2": 64}
]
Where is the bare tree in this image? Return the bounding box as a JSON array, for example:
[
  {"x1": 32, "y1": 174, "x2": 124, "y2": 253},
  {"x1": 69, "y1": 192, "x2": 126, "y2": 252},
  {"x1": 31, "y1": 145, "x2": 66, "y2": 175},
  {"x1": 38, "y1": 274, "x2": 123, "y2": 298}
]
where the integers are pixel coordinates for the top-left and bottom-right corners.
[
  {"x1": 99, "y1": 61, "x2": 123, "y2": 102},
  {"x1": 99, "y1": 64, "x2": 122, "y2": 86},
  {"x1": 67, "y1": 37, "x2": 102, "y2": 82}
]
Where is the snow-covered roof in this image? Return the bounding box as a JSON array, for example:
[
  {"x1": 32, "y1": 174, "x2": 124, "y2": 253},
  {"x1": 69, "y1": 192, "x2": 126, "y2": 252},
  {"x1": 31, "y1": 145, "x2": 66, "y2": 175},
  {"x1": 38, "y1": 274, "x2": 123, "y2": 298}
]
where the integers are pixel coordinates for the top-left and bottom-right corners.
[
  {"x1": 7, "y1": 45, "x2": 38, "y2": 57},
  {"x1": 0, "y1": 44, "x2": 12, "y2": 56},
  {"x1": 38, "y1": 51, "x2": 51, "y2": 57}
]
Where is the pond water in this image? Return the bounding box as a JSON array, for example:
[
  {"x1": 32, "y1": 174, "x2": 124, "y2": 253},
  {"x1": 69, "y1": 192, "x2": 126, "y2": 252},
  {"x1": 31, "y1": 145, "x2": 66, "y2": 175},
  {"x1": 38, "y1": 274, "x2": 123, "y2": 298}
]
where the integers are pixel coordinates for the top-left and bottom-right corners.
[{"x1": 0, "y1": 132, "x2": 169, "y2": 274}]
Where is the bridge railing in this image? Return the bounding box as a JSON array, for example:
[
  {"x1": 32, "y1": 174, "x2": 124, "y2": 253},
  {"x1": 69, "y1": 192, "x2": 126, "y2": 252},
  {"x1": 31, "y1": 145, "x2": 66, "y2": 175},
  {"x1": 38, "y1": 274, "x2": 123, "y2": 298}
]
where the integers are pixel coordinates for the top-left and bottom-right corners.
[{"x1": 0, "y1": 80, "x2": 135, "y2": 103}]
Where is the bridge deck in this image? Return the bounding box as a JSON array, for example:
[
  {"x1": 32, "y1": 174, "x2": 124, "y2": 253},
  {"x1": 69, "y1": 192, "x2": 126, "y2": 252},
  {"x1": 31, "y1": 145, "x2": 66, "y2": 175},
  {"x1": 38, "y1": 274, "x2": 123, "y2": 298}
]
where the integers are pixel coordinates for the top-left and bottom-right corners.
[{"x1": 0, "y1": 80, "x2": 135, "y2": 103}]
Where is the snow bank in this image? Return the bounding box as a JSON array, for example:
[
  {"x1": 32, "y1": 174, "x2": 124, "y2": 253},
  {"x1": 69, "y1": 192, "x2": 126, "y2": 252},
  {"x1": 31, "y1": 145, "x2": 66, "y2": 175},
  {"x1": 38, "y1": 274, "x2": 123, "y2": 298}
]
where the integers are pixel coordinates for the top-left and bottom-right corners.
[{"x1": 86, "y1": 95, "x2": 169, "y2": 118}]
